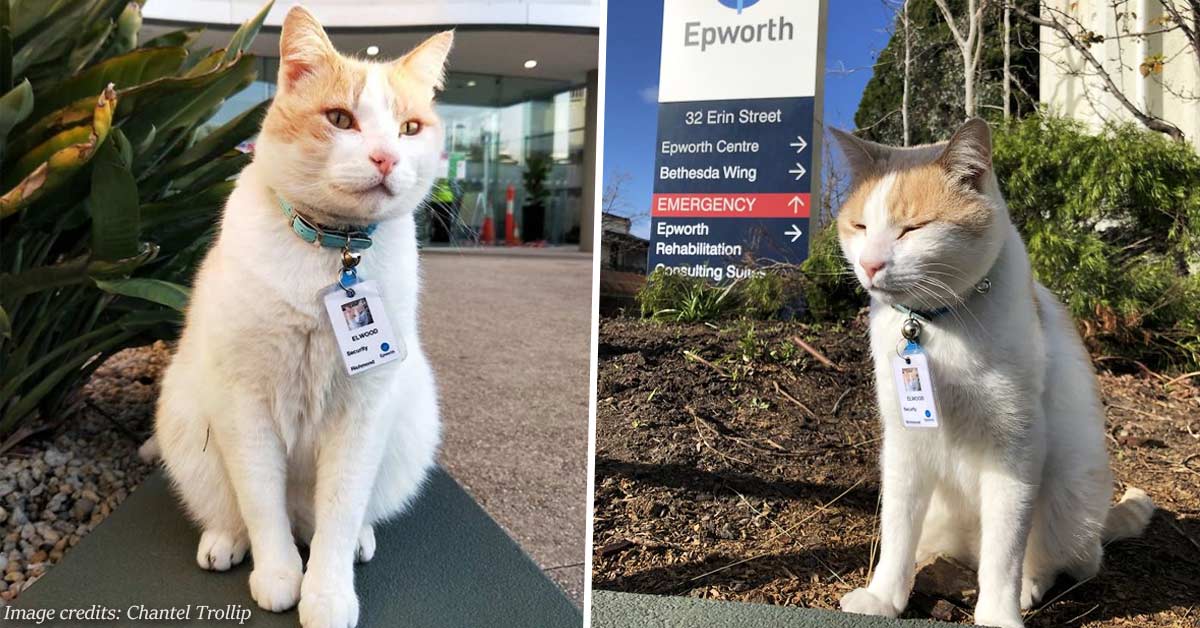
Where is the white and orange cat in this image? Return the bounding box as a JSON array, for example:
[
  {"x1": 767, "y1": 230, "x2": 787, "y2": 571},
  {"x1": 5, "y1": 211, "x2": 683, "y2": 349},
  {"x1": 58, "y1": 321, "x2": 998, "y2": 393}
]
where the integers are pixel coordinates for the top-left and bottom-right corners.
[
  {"x1": 149, "y1": 7, "x2": 450, "y2": 628},
  {"x1": 830, "y1": 119, "x2": 1154, "y2": 628}
]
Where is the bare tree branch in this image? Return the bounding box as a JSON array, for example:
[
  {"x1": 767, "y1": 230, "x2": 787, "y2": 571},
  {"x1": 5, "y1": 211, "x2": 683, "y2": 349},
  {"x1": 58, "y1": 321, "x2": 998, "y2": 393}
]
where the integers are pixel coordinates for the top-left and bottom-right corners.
[
  {"x1": 934, "y1": 0, "x2": 989, "y2": 116},
  {"x1": 1159, "y1": 0, "x2": 1200, "y2": 66},
  {"x1": 1011, "y1": 2, "x2": 1187, "y2": 141}
]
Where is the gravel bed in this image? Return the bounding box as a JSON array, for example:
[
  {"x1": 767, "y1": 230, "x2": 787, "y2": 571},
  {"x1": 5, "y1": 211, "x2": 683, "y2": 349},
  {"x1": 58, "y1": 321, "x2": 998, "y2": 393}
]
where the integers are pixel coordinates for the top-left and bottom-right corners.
[{"x1": 0, "y1": 343, "x2": 169, "y2": 603}]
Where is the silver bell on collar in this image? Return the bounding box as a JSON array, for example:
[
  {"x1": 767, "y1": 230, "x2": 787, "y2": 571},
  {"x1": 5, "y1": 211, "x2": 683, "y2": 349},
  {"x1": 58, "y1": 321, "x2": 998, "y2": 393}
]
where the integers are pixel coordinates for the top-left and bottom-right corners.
[{"x1": 901, "y1": 317, "x2": 923, "y2": 342}]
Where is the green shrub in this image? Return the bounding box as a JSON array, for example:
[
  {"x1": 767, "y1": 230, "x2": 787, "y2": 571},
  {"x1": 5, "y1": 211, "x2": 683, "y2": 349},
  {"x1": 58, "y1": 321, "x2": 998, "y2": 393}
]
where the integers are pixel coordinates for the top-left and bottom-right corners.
[
  {"x1": 993, "y1": 115, "x2": 1200, "y2": 371},
  {"x1": 799, "y1": 221, "x2": 863, "y2": 322},
  {"x1": 0, "y1": 1, "x2": 274, "y2": 438},
  {"x1": 637, "y1": 268, "x2": 787, "y2": 322}
]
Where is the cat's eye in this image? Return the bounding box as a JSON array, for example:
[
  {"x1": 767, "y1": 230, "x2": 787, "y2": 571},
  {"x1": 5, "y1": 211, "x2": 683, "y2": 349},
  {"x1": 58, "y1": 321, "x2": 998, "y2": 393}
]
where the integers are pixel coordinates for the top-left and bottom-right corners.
[
  {"x1": 325, "y1": 109, "x2": 356, "y2": 130},
  {"x1": 899, "y1": 222, "x2": 929, "y2": 238},
  {"x1": 400, "y1": 120, "x2": 423, "y2": 136},
  {"x1": 852, "y1": 222, "x2": 866, "y2": 231}
]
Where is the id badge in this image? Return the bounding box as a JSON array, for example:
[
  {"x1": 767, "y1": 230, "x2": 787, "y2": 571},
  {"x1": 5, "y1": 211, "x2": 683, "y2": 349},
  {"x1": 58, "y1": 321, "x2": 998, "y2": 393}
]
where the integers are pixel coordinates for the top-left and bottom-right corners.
[
  {"x1": 890, "y1": 343, "x2": 939, "y2": 428},
  {"x1": 322, "y1": 280, "x2": 405, "y2": 375}
]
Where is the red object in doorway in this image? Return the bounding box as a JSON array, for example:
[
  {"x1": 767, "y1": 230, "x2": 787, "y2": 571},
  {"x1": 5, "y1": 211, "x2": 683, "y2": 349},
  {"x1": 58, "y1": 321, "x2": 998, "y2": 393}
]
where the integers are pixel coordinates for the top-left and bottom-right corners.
[
  {"x1": 504, "y1": 184, "x2": 520, "y2": 246},
  {"x1": 480, "y1": 215, "x2": 495, "y2": 245}
]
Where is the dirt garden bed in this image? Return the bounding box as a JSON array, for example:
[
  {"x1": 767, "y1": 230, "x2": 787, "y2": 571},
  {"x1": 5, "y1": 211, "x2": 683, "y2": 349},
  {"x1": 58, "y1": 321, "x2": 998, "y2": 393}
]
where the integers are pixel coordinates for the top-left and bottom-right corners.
[{"x1": 592, "y1": 316, "x2": 1200, "y2": 628}]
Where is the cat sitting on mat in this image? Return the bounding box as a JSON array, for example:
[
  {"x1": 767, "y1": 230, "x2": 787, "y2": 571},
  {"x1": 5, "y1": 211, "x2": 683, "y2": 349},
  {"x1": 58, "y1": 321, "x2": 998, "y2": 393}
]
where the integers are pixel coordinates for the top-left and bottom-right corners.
[
  {"x1": 146, "y1": 7, "x2": 451, "y2": 628},
  {"x1": 829, "y1": 118, "x2": 1154, "y2": 628}
]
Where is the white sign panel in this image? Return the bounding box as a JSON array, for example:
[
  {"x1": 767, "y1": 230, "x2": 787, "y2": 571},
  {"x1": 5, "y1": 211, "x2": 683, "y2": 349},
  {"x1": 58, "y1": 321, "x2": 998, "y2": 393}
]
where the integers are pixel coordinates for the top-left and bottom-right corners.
[{"x1": 658, "y1": 0, "x2": 823, "y2": 103}]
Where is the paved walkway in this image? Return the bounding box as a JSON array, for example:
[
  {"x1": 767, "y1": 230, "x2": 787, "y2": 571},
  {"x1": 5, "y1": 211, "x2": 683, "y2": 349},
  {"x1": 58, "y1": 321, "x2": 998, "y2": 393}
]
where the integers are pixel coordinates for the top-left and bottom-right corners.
[{"x1": 420, "y1": 250, "x2": 593, "y2": 605}]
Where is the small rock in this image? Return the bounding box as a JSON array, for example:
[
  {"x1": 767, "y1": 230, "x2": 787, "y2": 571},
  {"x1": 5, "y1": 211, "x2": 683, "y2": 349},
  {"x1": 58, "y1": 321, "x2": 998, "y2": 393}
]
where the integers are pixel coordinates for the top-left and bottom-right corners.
[
  {"x1": 931, "y1": 599, "x2": 958, "y2": 622},
  {"x1": 44, "y1": 448, "x2": 70, "y2": 467},
  {"x1": 0, "y1": 482, "x2": 13, "y2": 498},
  {"x1": 0, "y1": 506, "x2": 7, "y2": 525},
  {"x1": 914, "y1": 556, "x2": 977, "y2": 603},
  {"x1": 72, "y1": 499, "x2": 95, "y2": 520},
  {"x1": 41, "y1": 528, "x2": 60, "y2": 546},
  {"x1": 46, "y1": 493, "x2": 67, "y2": 513}
]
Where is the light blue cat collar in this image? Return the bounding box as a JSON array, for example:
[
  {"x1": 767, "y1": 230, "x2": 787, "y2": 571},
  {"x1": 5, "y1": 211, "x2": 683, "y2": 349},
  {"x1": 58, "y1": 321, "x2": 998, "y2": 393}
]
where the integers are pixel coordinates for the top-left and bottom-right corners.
[{"x1": 276, "y1": 193, "x2": 377, "y2": 251}]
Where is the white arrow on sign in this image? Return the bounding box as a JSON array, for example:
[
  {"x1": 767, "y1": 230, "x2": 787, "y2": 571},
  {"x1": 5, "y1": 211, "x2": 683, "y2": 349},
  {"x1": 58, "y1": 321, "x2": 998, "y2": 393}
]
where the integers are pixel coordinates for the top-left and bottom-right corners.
[
  {"x1": 788, "y1": 195, "x2": 805, "y2": 213},
  {"x1": 790, "y1": 136, "x2": 808, "y2": 153},
  {"x1": 788, "y1": 163, "x2": 807, "y2": 180},
  {"x1": 785, "y1": 225, "x2": 804, "y2": 242}
]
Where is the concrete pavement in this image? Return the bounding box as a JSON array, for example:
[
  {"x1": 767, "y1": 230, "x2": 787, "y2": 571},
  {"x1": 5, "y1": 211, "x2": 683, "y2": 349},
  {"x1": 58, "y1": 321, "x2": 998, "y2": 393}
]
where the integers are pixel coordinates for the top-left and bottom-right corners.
[
  {"x1": 420, "y1": 249, "x2": 593, "y2": 605},
  {"x1": 591, "y1": 591, "x2": 958, "y2": 628}
]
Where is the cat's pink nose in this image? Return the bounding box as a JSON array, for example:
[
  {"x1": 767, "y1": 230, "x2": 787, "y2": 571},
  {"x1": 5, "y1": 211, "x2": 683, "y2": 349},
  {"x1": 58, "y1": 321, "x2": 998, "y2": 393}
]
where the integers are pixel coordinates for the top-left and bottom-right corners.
[
  {"x1": 861, "y1": 260, "x2": 885, "y2": 280},
  {"x1": 369, "y1": 151, "x2": 395, "y2": 176}
]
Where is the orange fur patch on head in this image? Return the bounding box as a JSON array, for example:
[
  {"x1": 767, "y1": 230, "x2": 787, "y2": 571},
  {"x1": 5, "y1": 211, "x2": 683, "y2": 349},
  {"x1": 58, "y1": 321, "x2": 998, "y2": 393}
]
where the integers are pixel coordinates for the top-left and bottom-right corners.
[
  {"x1": 887, "y1": 165, "x2": 992, "y2": 236},
  {"x1": 830, "y1": 118, "x2": 997, "y2": 237},
  {"x1": 385, "y1": 31, "x2": 454, "y2": 128},
  {"x1": 262, "y1": 57, "x2": 368, "y2": 143},
  {"x1": 262, "y1": 6, "x2": 370, "y2": 144},
  {"x1": 385, "y1": 71, "x2": 440, "y2": 130},
  {"x1": 834, "y1": 174, "x2": 876, "y2": 240}
]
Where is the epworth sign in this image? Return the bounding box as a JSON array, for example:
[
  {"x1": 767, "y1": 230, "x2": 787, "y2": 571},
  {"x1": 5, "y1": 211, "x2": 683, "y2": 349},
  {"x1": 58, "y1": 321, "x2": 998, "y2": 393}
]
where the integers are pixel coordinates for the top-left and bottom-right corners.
[{"x1": 649, "y1": 0, "x2": 827, "y2": 281}]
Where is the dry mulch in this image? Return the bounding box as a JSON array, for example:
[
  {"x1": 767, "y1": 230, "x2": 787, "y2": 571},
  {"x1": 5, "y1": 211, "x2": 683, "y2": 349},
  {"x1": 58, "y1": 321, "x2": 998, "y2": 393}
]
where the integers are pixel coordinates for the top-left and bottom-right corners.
[{"x1": 592, "y1": 316, "x2": 1200, "y2": 627}]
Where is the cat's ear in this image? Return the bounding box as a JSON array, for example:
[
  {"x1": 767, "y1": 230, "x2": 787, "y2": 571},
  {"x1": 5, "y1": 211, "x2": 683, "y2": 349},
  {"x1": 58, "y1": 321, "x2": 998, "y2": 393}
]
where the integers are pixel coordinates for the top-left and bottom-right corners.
[
  {"x1": 278, "y1": 6, "x2": 337, "y2": 90},
  {"x1": 829, "y1": 128, "x2": 888, "y2": 184},
  {"x1": 395, "y1": 31, "x2": 454, "y2": 90},
  {"x1": 937, "y1": 118, "x2": 992, "y2": 190}
]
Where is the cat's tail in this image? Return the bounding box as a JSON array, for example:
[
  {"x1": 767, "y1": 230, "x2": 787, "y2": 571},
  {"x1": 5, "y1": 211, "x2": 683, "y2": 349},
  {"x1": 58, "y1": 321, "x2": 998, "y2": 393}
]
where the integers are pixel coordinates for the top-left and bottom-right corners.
[
  {"x1": 1102, "y1": 487, "x2": 1155, "y2": 543},
  {"x1": 138, "y1": 436, "x2": 161, "y2": 463}
]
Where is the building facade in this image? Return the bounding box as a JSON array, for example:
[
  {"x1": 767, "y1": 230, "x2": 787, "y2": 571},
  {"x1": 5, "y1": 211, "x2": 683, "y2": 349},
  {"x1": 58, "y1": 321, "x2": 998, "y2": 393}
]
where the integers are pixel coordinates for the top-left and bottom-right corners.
[
  {"x1": 142, "y1": 0, "x2": 601, "y2": 250},
  {"x1": 1039, "y1": 0, "x2": 1200, "y2": 150}
]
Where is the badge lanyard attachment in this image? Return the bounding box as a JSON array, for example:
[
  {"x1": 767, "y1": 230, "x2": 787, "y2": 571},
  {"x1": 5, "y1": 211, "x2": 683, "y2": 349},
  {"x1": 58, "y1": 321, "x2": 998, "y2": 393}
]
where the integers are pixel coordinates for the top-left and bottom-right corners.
[
  {"x1": 338, "y1": 245, "x2": 361, "y2": 298},
  {"x1": 897, "y1": 314, "x2": 924, "y2": 361}
]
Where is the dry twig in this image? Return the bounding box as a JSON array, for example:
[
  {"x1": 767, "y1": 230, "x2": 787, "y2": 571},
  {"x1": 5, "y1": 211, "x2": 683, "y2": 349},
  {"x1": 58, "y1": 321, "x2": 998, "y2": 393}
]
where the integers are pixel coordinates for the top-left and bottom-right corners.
[
  {"x1": 683, "y1": 350, "x2": 730, "y2": 378},
  {"x1": 773, "y1": 380, "x2": 818, "y2": 420},
  {"x1": 688, "y1": 407, "x2": 750, "y2": 466},
  {"x1": 791, "y1": 336, "x2": 843, "y2": 371}
]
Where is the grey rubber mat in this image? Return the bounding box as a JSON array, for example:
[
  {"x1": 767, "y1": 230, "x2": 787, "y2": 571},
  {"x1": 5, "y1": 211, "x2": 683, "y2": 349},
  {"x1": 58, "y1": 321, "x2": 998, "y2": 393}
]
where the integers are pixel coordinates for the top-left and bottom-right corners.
[
  {"x1": 8, "y1": 468, "x2": 581, "y2": 627},
  {"x1": 591, "y1": 590, "x2": 960, "y2": 628}
]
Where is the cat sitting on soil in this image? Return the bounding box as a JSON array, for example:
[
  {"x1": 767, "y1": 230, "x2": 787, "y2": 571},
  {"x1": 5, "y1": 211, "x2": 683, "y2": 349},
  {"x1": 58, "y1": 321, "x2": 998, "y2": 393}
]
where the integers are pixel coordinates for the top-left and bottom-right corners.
[
  {"x1": 829, "y1": 119, "x2": 1154, "y2": 628},
  {"x1": 147, "y1": 7, "x2": 450, "y2": 628}
]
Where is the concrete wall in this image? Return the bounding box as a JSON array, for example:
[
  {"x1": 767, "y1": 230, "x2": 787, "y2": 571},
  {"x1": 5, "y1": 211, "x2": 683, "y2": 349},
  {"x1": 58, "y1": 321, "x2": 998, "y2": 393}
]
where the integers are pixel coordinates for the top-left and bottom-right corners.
[
  {"x1": 143, "y1": 0, "x2": 603, "y2": 29},
  {"x1": 1039, "y1": 0, "x2": 1200, "y2": 149}
]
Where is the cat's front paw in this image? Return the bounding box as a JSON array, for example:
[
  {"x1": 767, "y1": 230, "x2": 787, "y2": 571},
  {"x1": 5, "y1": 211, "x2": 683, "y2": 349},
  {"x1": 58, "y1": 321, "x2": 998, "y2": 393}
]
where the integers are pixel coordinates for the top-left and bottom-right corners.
[
  {"x1": 249, "y1": 561, "x2": 303, "y2": 612},
  {"x1": 839, "y1": 588, "x2": 899, "y2": 618},
  {"x1": 1019, "y1": 573, "x2": 1050, "y2": 610},
  {"x1": 974, "y1": 609, "x2": 1025, "y2": 628},
  {"x1": 355, "y1": 525, "x2": 376, "y2": 564},
  {"x1": 299, "y1": 573, "x2": 359, "y2": 628},
  {"x1": 196, "y1": 529, "x2": 248, "y2": 571},
  {"x1": 975, "y1": 598, "x2": 1025, "y2": 628}
]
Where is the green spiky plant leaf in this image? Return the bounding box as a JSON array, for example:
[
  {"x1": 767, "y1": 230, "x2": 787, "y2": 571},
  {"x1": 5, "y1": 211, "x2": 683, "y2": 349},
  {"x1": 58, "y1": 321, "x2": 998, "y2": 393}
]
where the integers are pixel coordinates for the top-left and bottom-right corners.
[{"x1": 0, "y1": 0, "x2": 275, "y2": 440}]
